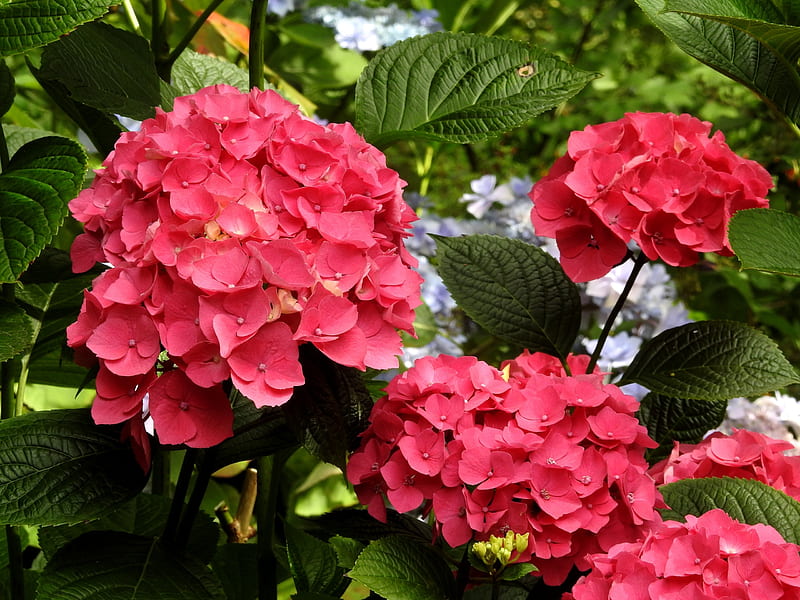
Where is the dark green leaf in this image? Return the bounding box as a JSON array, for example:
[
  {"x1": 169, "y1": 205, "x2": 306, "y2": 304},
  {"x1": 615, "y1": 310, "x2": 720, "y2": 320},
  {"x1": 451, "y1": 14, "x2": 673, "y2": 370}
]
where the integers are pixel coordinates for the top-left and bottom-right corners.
[
  {"x1": 0, "y1": 60, "x2": 14, "y2": 118},
  {"x1": 210, "y1": 544, "x2": 259, "y2": 600},
  {"x1": 301, "y1": 508, "x2": 433, "y2": 544},
  {"x1": 38, "y1": 493, "x2": 220, "y2": 564},
  {"x1": 204, "y1": 390, "x2": 298, "y2": 473},
  {"x1": 0, "y1": 299, "x2": 33, "y2": 361},
  {"x1": 0, "y1": 409, "x2": 147, "y2": 526},
  {"x1": 171, "y1": 49, "x2": 251, "y2": 96},
  {"x1": 434, "y1": 235, "x2": 581, "y2": 358},
  {"x1": 0, "y1": 0, "x2": 113, "y2": 57},
  {"x1": 637, "y1": 0, "x2": 800, "y2": 125},
  {"x1": 3, "y1": 125, "x2": 57, "y2": 158},
  {"x1": 38, "y1": 21, "x2": 160, "y2": 120},
  {"x1": 660, "y1": 476, "x2": 800, "y2": 544},
  {"x1": 349, "y1": 535, "x2": 456, "y2": 600},
  {"x1": 638, "y1": 393, "x2": 728, "y2": 462},
  {"x1": 497, "y1": 563, "x2": 536, "y2": 581},
  {"x1": 0, "y1": 136, "x2": 87, "y2": 282},
  {"x1": 286, "y1": 524, "x2": 348, "y2": 597},
  {"x1": 355, "y1": 32, "x2": 598, "y2": 146},
  {"x1": 36, "y1": 531, "x2": 226, "y2": 599},
  {"x1": 279, "y1": 345, "x2": 373, "y2": 470},
  {"x1": 401, "y1": 300, "x2": 438, "y2": 348},
  {"x1": 619, "y1": 320, "x2": 800, "y2": 399},
  {"x1": 328, "y1": 536, "x2": 364, "y2": 570},
  {"x1": 729, "y1": 208, "x2": 800, "y2": 277}
]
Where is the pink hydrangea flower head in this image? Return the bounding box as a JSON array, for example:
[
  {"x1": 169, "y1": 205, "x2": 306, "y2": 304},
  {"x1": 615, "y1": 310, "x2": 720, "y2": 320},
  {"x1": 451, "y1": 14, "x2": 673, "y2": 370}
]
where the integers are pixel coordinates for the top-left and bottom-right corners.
[
  {"x1": 567, "y1": 509, "x2": 800, "y2": 600},
  {"x1": 68, "y1": 85, "x2": 422, "y2": 459},
  {"x1": 530, "y1": 112, "x2": 772, "y2": 282},
  {"x1": 347, "y1": 351, "x2": 662, "y2": 584}
]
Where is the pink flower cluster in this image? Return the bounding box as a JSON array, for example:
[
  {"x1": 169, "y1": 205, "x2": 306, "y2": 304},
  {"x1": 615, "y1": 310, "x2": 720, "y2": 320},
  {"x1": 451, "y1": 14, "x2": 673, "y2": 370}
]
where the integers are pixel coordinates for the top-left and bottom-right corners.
[
  {"x1": 567, "y1": 508, "x2": 800, "y2": 600},
  {"x1": 67, "y1": 85, "x2": 421, "y2": 458},
  {"x1": 530, "y1": 112, "x2": 772, "y2": 282},
  {"x1": 649, "y1": 429, "x2": 800, "y2": 500},
  {"x1": 347, "y1": 351, "x2": 661, "y2": 585}
]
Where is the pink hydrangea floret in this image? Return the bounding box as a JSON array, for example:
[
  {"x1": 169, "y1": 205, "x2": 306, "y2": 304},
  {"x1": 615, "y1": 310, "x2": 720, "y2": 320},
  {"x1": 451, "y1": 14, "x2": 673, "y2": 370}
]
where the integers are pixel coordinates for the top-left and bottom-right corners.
[
  {"x1": 67, "y1": 84, "x2": 422, "y2": 465},
  {"x1": 649, "y1": 428, "x2": 800, "y2": 501},
  {"x1": 567, "y1": 508, "x2": 800, "y2": 600},
  {"x1": 347, "y1": 351, "x2": 662, "y2": 584},
  {"x1": 530, "y1": 112, "x2": 772, "y2": 282}
]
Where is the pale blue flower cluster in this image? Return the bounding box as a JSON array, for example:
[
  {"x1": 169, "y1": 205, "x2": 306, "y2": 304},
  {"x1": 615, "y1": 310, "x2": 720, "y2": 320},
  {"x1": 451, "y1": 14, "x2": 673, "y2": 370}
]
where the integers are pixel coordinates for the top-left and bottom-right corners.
[
  {"x1": 304, "y1": 2, "x2": 442, "y2": 52},
  {"x1": 715, "y1": 393, "x2": 800, "y2": 452}
]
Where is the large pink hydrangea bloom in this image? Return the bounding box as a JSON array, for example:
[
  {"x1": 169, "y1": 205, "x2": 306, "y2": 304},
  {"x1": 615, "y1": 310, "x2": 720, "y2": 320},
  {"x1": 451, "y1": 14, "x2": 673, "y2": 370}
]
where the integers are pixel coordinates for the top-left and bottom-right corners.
[
  {"x1": 67, "y1": 85, "x2": 422, "y2": 462},
  {"x1": 347, "y1": 351, "x2": 662, "y2": 585},
  {"x1": 649, "y1": 429, "x2": 800, "y2": 501},
  {"x1": 567, "y1": 508, "x2": 800, "y2": 600},
  {"x1": 530, "y1": 112, "x2": 772, "y2": 282}
]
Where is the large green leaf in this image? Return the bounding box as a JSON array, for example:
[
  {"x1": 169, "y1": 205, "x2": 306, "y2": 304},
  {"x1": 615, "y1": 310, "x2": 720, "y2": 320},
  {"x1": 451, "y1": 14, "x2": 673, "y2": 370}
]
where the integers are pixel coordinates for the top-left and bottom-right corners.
[
  {"x1": 0, "y1": 0, "x2": 113, "y2": 57},
  {"x1": 619, "y1": 320, "x2": 800, "y2": 399},
  {"x1": 0, "y1": 409, "x2": 148, "y2": 526},
  {"x1": 0, "y1": 60, "x2": 14, "y2": 118},
  {"x1": 302, "y1": 508, "x2": 433, "y2": 545},
  {"x1": 0, "y1": 136, "x2": 86, "y2": 283},
  {"x1": 349, "y1": 535, "x2": 456, "y2": 600},
  {"x1": 729, "y1": 208, "x2": 800, "y2": 277},
  {"x1": 434, "y1": 235, "x2": 581, "y2": 359},
  {"x1": 0, "y1": 299, "x2": 33, "y2": 362},
  {"x1": 38, "y1": 21, "x2": 161, "y2": 120},
  {"x1": 279, "y1": 344, "x2": 373, "y2": 470},
  {"x1": 637, "y1": 0, "x2": 800, "y2": 124},
  {"x1": 170, "y1": 49, "x2": 251, "y2": 96},
  {"x1": 355, "y1": 31, "x2": 598, "y2": 146},
  {"x1": 286, "y1": 524, "x2": 348, "y2": 597},
  {"x1": 660, "y1": 476, "x2": 800, "y2": 544},
  {"x1": 36, "y1": 531, "x2": 226, "y2": 599},
  {"x1": 637, "y1": 393, "x2": 728, "y2": 462}
]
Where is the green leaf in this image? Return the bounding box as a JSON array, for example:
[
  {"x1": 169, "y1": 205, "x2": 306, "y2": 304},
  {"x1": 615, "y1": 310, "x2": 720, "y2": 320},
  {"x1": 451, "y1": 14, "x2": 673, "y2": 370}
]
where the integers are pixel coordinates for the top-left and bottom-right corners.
[
  {"x1": 280, "y1": 345, "x2": 373, "y2": 470},
  {"x1": 0, "y1": 0, "x2": 113, "y2": 57},
  {"x1": 349, "y1": 535, "x2": 456, "y2": 600},
  {"x1": 171, "y1": 49, "x2": 251, "y2": 96},
  {"x1": 36, "y1": 531, "x2": 226, "y2": 599},
  {"x1": 637, "y1": 393, "x2": 728, "y2": 462},
  {"x1": 355, "y1": 31, "x2": 599, "y2": 146},
  {"x1": 210, "y1": 544, "x2": 259, "y2": 600},
  {"x1": 329, "y1": 536, "x2": 364, "y2": 570},
  {"x1": 0, "y1": 136, "x2": 87, "y2": 283},
  {"x1": 729, "y1": 208, "x2": 800, "y2": 277},
  {"x1": 286, "y1": 525, "x2": 348, "y2": 597},
  {"x1": 302, "y1": 508, "x2": 433, "y2": 545},
  {"x1": 660, "y1": 476, "x2": 800, "y2": 544},
  {"x1": 637, "y1": 0, "x2": 800, "y2": 125},
  {"x1": 0, "y1": 409, "x2": 148, "y2": 526},
  {"x1": 38, "y1": 493, "x2": 220, "y2": 564},
  {"x1": 0, "y1": 299, "x2": 33, "y2": 361},
  {"x1": 38, "y1": 21, "x2": 160, "y2": 120},
  {"x1": 434, "y1": 235, "x2": 581, "y2": 358},
  {"x1": 619, "y1": 320, "x2": 800, "y2": 399},
  {"x1": 0, "y1": 60, "x2": 14, "y2": 118},
  {"x1": 401, "y1": 300, "x2": 438, "y2": 348},
  {"x1": 3, "y1": 125, "x2": 58, "y2": 158}
]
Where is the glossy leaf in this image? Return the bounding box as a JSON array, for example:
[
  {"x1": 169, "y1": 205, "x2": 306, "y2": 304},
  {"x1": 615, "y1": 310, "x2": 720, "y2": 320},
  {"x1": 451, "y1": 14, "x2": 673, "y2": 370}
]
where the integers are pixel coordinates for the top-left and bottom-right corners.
[
  {"x1": 355, "y1": 32, "x2": 598, "y2": 146},
  {"x1": 729, "y1": 208, "x2": 800, "y2": 277},
  {"x1": 434, "y1": 235, "x2": 581, "y2": 358},
  {"x1": 171, "y1": 49, "x2": 251, "y2": 95},
  {"x1": 349, "y1": 535, "x2": 456, "y2": 600},
  {"x1": 660, "y1": 476, "x2": 800, "y2": 544},
  {"x1": 0, "y1": 136, "x2": 87, "y2": 283},
  {"x1": 0, "y1": 0, "x2": 113, "y2": 57},
  {"x1": 0, "y1": 409, "x2": 147, "y2": 526},
  {"x1": 286, "y1": 524, "x2": 348, "y2": 597},
  {"x1": 619, "y1": 320, "x2": 800, "y2": 399},
  {"x1": 36, "y1": 531, "x2": 225, "y2": 599}
]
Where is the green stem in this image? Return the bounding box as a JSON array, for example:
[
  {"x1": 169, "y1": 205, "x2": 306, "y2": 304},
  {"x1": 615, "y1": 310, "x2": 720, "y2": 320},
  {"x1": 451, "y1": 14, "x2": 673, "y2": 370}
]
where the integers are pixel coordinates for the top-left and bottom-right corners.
[
  {"x1": 249, "y1": 0, "x2": 269, "y2": 90},
  {"x1": 152, "y1": 0, "x2": 171, "y2": 80},
  {"x1": 256, "y1": 450, "x2": 290, "y2": 600},
  {"x1": 453, "y1": 544, "x2": 473, "y2": 600},
  {"x1": 586, "y1": 252, "x2": 648, "y2": 374},
  {"x1": 173, "y1": 449, "x2": 217, "y2": 551},
  {"x1": 5, "y1": 526, "x2": 23, "y2": 600},
  {"x1": 164, "y1": 0, "x2": 227, "y2": 71},
  {"x1": 162, "y1": 448, "x2": 198, "y2": 545},
  {"x1": 150, "y1": 445, "x2": 170, "y2": 497},
  {"x1": 122, "y1": 0, "x2": 142, "y2": 34}
]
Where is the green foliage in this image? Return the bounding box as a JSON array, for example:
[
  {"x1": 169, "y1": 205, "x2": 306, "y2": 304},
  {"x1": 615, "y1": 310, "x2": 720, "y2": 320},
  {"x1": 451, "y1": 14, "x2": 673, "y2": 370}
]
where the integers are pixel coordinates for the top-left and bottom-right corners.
[
  {"x1": 0, "y1": 0, "x2": 114, "y2": 57},
  {"x1": 285, "y1": 524, "x2": 349, "y2": 598},
  {"x1": 36, "y1": 531, "x2": 226, "y2": 600},
  {"x1": 729, "y1": 208, "x2": 800, "y2": 277},
  {"x1": 0, "y1": 136, "x2": 86, "y2": 282},
  {"x1": 355, "y1": 31, "x2": 599, "y2": 146},
  {"x1": 349, "y1": 535, "x2": 456, "y2": 600},
  {"x1": 0, "y1": 409, "x2": 147, "y2": 526},
  {"x1": 0, "y1": 300, "x2": 32, "y2": 362},
  {"x1": 660, "y1": 477, "x2": 800, "y2": 545},
  {"x1": 171, "y1": 49, "x2": 252, "y2": 95},
  {"x1": 434, "y1": 234, "x2": 581, "y2": 359},
  {"x1": 620, "y1": 320, "x2": 800, "y2": 399}
]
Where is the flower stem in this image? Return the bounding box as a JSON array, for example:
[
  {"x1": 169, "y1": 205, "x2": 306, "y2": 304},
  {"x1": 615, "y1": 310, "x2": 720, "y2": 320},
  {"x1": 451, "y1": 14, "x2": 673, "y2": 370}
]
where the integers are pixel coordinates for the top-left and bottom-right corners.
[
  {"x1": 586, "y1": 252, "x2": 648, "y2": 374},
  {"x1": 256, "y1": 449, "x2": 291, "y2": 600},
  {"x1": 162, "y1": 448, "x2": 198, "y2": 545},
  {"x1": 174, "y1": 448, "x2": 217, "y2": 551},
  {"x1": 249, "y1": 0, "x2": 269, "y2": 90},
  {"x1": 151, "y1": 0, "x2": 170, "y2": 79},
  {"x1": 164, "y1": 0, "x2": 227, "y2": 71},
  {"x1": 454, "y1": 544, "x2": 472, "y2": 600}
]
